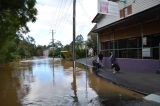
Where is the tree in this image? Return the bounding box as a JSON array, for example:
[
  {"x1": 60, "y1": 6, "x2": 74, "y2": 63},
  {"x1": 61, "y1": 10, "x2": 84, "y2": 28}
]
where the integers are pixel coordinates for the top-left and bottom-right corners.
[
  {"x1": 75, "y1": 34, "x2": 84, "y2": 49},
  {"x1": 75, "y1": 34, "x2": 86, "y2": 59},
  {"x1": 35, "y1": 45, "x2": 44, "y2": 56},
  {"x1": 48, "y1": 40, "x2": 63, "y2": 57},
  {"x1": 0, "y1": 0, "x2": 37, "y2": 45},
  {"x1": 0, "y1": 0, "x2": 37, "y2": 63}
]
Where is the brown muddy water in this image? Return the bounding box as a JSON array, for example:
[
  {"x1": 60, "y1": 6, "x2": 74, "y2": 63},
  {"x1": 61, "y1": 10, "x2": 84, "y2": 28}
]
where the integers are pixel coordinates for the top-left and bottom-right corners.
[{"x1": 0, "y1": 57, "x2": 143, "y2": 106}]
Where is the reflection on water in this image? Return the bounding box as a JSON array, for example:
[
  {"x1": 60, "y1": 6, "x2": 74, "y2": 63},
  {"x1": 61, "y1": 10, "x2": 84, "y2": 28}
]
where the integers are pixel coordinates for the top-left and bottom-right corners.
[
  {"x1": 71, "y1": 70, "x2": 78, "y2": 103},
  {"x1": 0, "y1": 58, "x2": 143, "y2": 106}
]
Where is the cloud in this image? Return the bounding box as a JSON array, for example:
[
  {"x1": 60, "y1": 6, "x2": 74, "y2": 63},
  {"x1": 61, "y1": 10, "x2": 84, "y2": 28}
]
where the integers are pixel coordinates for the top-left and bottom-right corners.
[{"x1": 27, "y1": 0, "x2": 97, "y2": 45}]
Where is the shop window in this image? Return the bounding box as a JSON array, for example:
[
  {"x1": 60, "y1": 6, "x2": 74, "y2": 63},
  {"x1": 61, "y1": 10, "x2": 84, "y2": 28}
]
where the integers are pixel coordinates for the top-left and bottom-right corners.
[
  {"x1": 127, "y1": 38, "x2": 137, "y2": 48},
  {"x1": 118, "y1": 39, "x2": 127, "y2": 49},
  {"x1": 101, "y1": 34, "x2": 159, "y2": 60},
  {"x1": 143, "y1": 34, "x2": 160, "y2": 47},
  {"x1": 115, "y1": 40, "x2": 118, "y2": 49},
  {"x1": 142, "y1": 34, "x2": 160, "y2": 59},
  {"x1": 153, "y1": 48, "x2": 159, "y2": 59},
  {"x1": 137, "y1": 37, "x2": 142, "y2": 48},
  {"x1": 151, "y1": 35, "x2": 160, "y2": 47},
  {"x1": 128, "y1": 49, "x2": 138, "y2": 58},
  {"x1": 119, "y1": 50, "x2": 127, "y2": 58},
  {"x1": 115, "y1": 50, "x2": 119, "y2": 57},
  {"x1": 143, "y1": 36, "x2": 152, "y2": 47},
  {"x1": 105, "y1": 41, "x2": 111, "y2": 49},
  {"x1": 110, "y1": 41, "x2": 113, "y2": 49},
  {"x1": 101, "y1": 42, "x2": 105, "y2": 50},
  {"x1": 137, "y1": 48, "x2": 142, "y2": 58}
]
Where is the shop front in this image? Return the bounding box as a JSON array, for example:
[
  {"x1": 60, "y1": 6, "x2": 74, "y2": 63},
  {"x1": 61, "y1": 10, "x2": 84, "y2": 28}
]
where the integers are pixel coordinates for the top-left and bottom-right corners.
[{"x1": 93, "y1": 4, "x2": 160, "y2": 72}]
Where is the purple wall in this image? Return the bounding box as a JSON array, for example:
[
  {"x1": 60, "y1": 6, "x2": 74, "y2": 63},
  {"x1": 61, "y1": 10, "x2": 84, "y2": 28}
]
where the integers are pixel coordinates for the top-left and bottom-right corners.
[{"x1": 103, "y1": 57, "x2": 160, "y2": 73}]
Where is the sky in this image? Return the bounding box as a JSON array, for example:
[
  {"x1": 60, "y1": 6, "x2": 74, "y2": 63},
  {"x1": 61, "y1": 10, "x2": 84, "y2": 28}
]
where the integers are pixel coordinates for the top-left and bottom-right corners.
[{"x1": 27, "y1": 0, "x2": 97, "y2": 46}]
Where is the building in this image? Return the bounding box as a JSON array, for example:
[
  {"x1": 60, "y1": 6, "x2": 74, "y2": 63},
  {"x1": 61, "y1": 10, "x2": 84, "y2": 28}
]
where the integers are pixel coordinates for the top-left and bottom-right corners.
[{"x1": 91, "y1": 0, "x2": 160, "y2": 72}]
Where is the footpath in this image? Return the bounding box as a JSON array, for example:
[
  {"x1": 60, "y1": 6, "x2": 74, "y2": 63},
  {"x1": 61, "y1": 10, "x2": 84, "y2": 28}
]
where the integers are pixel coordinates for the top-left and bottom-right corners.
[{"x1": 76, "y1": 57, "x2": 160, "y2": 104}]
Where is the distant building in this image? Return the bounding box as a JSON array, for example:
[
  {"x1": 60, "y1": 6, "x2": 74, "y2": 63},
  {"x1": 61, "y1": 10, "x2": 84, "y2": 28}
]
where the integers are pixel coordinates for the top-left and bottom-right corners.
[
  {"x1": 43, "y1": 49, "x2": 49, "y2": 57},
  {"x1": 91, "y1": 0, "x2": 160, "y2": 72}
]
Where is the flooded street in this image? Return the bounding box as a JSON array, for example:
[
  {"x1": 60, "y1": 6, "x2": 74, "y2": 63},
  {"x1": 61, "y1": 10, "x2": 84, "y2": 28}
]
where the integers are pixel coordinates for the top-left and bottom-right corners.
[{"x1": 0, "y1": 58, "x2": 143, "y2": 106}]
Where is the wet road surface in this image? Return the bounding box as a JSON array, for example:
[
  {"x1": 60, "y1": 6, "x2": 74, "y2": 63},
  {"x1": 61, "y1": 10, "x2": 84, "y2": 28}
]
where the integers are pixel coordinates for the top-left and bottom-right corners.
[{"x1": 0, "y1": 57, "x2": 144, "y2": 106}]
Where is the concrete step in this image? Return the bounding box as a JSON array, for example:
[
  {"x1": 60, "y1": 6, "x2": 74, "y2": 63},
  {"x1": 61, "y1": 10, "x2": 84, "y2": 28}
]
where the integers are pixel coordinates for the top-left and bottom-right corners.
[{"x1": 144, "y1": 94, "x2": 160, "y2": 103}]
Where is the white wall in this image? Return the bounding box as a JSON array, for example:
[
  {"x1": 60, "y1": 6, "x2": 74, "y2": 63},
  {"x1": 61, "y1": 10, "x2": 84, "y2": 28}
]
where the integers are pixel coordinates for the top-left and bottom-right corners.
[
  {"x1": 119, "y1": 0, "x2": 160, "y2": 16},
  {"x1": 96, "y1": 0, "x2": 160, "y2": 29},
  {"x1": 96, "y1": 15, "x2": 119, "y2": 28}
]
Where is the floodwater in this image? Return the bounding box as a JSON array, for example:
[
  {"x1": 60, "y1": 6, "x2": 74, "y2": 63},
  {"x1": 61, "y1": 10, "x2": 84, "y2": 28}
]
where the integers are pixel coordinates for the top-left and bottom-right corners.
[{"x1": 0, "y1": 57, "x2": 143, "y2": 106}]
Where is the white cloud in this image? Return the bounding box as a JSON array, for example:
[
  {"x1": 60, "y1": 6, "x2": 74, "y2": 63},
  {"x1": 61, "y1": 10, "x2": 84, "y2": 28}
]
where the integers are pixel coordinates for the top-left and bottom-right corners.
[{"x1": 27, "y1": 0, "x2": 97, "y2": 46}]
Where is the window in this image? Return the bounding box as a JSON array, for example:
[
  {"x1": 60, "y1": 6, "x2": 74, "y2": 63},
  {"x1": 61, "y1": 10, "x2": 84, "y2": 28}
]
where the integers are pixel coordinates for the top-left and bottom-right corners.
[
  {"x1": 120, "y1": 5, "x2": 132, "y2": 18},
  {"x1": 124, "y1": 8, "x2": 128, "y2": 17},
  {"x1": 151, "y1": 35, "x2": 160, "y2": 47},
  {"x1": 119, "y1": 50, "x2": 127, "y2": 58},
  {"x1": 101, "y1": 42, "x2": 105, "y2": 50},
  {"x1": 118, "y1": 39, "x2": 127, "y2": 48},
  {"x1": 128, "y1": 49, "x2": 139, "y2": 58},
  {"x1": 100, "y1": 34, "x2": 159, "y2": 60},
  {"x1": 127, "y1": 38, "x2": 137, "y2": 48},
  {"x1": 143, "y1": 34, "x2": 160, "y2": 59},
  {"x1": 105, "y1": 41, "x2": 111, "y2": 49}
]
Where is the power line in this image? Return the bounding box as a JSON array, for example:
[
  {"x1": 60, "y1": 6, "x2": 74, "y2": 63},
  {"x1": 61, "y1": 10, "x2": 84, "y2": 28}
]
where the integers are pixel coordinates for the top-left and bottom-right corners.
[
  {"x1": 56, "y1": 0, "x2": 72, "y2": 33},
  {"x1": 77, "y1": 0, "x2": 90, "y2": 20},
  {"x1": 54, "y1": 0, "x2": 64, "y2": 30}
]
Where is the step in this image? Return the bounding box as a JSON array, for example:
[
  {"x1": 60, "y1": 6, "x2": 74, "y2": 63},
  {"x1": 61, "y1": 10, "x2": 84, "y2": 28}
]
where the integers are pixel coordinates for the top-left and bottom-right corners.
[{"x1": 144, "y1": 94, "x2": 160, "y2": 103}]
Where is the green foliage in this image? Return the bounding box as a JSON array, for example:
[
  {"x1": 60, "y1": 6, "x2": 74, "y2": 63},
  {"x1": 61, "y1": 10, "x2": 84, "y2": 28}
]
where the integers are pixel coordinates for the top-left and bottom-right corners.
[
  {"x1": 48, "y1": 49, "x2": 54, "y2": 57},
  {"x1": 54, "y1": 48, "x2": 61, "y2": 57},
  {"x1": 34, "y1": 45, "x2": 44, "y2": 56},
  {"x1": 48, "y1": 40, "x2": 63, "y2": 57},
  {"x1": 61, "y1": 34, "x2": 86, "y2": 59},
  {"x1": 75, "y1": 34, "x2": 84, "y2": 49},
  {"x1": 75, "y1": 34, "x2": 86, "y2": 59},
  {"x1": 0, "y1": 0, "x2": 37, "y2": 63},
  {"x1": 0, "y1": 35, "x2": 36, "y2": 63},
  {"x1": 76, "y1": 49, "x2": 86, "y2": 59}
]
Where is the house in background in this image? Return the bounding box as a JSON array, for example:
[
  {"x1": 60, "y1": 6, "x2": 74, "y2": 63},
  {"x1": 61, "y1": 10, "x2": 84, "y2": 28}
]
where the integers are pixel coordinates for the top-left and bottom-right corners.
[{"x1": 91, "y1": 0, "x2": 160, "y2": 72}]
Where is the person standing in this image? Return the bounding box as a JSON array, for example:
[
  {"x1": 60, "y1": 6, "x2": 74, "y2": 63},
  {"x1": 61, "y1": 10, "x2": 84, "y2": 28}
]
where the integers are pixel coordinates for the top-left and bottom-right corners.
[
  {"x1": 98, "y1": 52, "x2": 103, "y2": 67},
  {"x1": 110, "y1": 52, "x2": 120, "y2": 73},
  {"x1": 110, "y1": 52, "x2": 115, "y2": 64},
  {"x1": 88, "y1": 48, "x2": 93, "y2": 57}
]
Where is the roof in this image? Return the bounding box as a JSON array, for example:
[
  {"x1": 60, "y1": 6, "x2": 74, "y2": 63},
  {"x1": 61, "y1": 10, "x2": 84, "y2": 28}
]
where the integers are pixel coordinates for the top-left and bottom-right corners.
[
  {"x1": 87, "y1": 24, "x2": 97, "y2": 36},
  {"x1": 92, "y1": 13, "x2": 104, "y2": 23},
  {"x1": 92, "y1": 4, "x2": 160, "y2": 33}
]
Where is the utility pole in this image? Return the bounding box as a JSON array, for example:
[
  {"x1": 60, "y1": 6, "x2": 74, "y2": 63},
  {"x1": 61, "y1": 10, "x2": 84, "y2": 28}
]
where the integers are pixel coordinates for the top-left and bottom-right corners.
[
  {"x1": 52, "y1": 29, "x2": 54, "y2": 58},
  {"x1": 73, "y1": 0, "x2": 76, "y2": 69}
]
